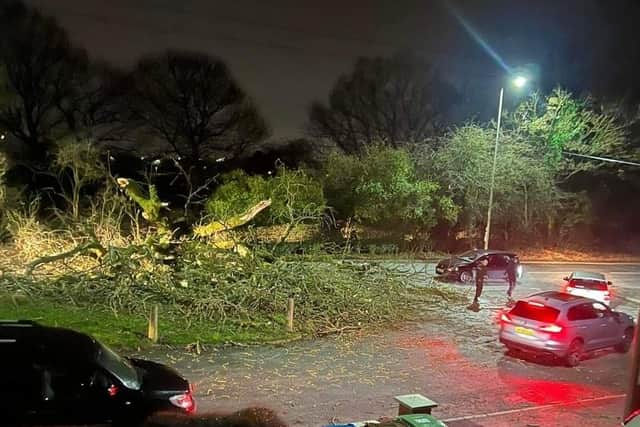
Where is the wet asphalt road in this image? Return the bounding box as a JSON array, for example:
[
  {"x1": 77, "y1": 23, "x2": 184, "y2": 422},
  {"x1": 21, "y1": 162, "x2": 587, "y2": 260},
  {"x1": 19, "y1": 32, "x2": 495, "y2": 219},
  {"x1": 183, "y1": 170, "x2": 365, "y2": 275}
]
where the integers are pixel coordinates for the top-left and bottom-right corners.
[{"x1": 140, "y1": 262, "x2": 639, "y2": 426}]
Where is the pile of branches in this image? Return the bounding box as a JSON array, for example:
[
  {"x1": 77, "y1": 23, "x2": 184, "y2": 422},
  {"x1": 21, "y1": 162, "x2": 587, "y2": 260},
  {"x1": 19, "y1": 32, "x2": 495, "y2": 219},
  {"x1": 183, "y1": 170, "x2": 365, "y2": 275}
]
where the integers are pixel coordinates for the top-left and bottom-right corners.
[{"x1": 2, "y1": 241, "x2": 463, "y2": 335}]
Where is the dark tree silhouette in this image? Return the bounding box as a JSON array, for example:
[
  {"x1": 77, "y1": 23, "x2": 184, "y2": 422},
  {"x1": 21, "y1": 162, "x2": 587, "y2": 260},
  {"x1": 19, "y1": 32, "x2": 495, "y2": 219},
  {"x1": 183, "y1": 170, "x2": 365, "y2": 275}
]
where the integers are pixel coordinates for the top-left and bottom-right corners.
[
  {"x1": 0, "y1": 0, "x2": 89, "y2": 167},
  {"x1": 308, "y1": 53, "x2": 458, "y2": 154},
  {"x1": 56, "y1": 63, "x2": 126, "y2": 143},
  {"x1": 125, "y1": 51, "x2": 269, "y2": 185}
]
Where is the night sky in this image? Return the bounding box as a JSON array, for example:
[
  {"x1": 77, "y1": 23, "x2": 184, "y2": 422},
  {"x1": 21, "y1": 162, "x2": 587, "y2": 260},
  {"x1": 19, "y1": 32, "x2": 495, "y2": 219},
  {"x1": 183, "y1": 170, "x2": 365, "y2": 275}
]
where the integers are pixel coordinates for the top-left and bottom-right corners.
[{"x1": 25, "y1": 0, "x2": 640, "y2": 139}]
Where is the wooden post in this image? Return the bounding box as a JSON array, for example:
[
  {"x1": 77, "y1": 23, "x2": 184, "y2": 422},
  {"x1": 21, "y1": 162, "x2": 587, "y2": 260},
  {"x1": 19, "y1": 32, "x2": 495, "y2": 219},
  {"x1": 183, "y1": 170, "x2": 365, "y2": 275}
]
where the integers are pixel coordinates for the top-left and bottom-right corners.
[
  {"x1": 147, "y1": 305, "x2": 159, "y2": 343},
  {"x1": 287, "y1": 298, "x2": 294, "y2": 332}
]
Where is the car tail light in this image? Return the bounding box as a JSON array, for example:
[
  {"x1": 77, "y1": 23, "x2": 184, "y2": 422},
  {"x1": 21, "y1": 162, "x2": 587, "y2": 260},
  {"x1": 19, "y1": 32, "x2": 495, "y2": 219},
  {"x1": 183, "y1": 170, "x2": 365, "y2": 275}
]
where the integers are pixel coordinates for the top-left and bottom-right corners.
[
  {"x1": 107, "y1": 384, "x2": 119, "y2": 397},
  {"x1": 170, "y1": 392, "x2": 196, "y2": 414},
  {"x1": 539, "y1": 324, "x2": 562, "y2": 333},
  {"x1": 501, "y1": 313, "x2": 512, "y2": 323}
]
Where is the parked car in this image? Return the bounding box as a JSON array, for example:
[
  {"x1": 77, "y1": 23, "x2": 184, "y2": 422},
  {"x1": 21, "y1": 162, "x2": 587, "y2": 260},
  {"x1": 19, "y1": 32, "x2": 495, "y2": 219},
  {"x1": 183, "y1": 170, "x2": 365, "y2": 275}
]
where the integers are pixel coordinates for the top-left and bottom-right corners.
[
  {"x1": 563, "y1": 271, "x2": 612, "y2": 305},
  {"x1": 1, "y1": 320, "x2": 195, "y2": 426},
  {"x1": 499, "y1": 291, "x2": 635, "y2": 366},
  {"x1": 435, "y1": 249, "x2": 522, "y2": 283}
]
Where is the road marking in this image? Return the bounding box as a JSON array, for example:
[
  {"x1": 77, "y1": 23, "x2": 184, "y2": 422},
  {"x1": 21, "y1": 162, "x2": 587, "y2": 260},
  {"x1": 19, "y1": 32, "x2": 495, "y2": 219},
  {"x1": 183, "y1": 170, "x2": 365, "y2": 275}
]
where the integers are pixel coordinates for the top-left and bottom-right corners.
[
  {"x1": 442, "y1": 393, "x2": 626, "y2": 423},
  {"x1": 621, "y1": 296, "x2": 640, "y2": 305},
  {"x1": 524, "y1": 261, "x2": 640, "y2": 265},
  {"x1": 525, "y1": 271, "x2": 566, "y2": 274}
]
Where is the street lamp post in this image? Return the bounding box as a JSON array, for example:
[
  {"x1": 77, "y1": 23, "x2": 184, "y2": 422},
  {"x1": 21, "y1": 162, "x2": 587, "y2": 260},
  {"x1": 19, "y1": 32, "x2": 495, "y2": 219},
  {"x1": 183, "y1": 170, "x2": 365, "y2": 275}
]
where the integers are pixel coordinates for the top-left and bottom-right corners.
[
  {"x1": 483, "y1": 87, "x2": 504, "y2": 250},
  {"x1": 483, "y1": 76, "x2": 527, "y2": 250}
]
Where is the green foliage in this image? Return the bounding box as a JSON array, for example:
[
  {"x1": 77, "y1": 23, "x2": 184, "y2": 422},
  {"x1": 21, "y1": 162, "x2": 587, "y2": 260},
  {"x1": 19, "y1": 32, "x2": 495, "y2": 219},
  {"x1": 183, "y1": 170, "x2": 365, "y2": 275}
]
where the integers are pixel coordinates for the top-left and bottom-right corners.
[
  {"x1": 430, "y1": 87, "x2": 621, "y2": 245},
  {"x1": 206, "y1": 167, "x2": 325, "y2": 225},
  {"x1": 431, "y1": 123, "x2": 560, "y2": 240},
  {"x1": 323, "y1": 145, "x2": 458, "y2": 228},
  {"x1": 510, "y1": 88, "x2": 629, "y2": 181}
]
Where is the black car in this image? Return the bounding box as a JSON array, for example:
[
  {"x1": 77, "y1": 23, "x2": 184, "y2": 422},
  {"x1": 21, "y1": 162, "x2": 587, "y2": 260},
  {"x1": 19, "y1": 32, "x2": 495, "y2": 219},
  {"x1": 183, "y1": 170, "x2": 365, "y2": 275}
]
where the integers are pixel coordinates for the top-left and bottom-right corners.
[
  {"x1": 435, "y1": 249, "x2": 522, "y2": 283},
  {"x1": 1, "y1": 320, "x2": 195, "y2": 426}
]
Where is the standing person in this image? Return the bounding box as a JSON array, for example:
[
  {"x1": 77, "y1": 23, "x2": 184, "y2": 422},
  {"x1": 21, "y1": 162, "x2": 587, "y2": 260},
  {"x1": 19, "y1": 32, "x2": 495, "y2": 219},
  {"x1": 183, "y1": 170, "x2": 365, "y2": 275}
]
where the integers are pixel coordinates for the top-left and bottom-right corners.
[
  {"x1": 468, "y1": 258, "x2": 488, "y2": 311},
  {"x1": 506, "y1": 256, "x2": 518, "y2": 304}
]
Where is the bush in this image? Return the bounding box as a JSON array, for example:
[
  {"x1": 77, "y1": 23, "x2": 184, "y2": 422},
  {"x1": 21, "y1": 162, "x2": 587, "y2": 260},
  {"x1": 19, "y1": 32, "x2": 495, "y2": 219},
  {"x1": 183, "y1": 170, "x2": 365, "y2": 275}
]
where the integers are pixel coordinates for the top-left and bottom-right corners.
[
  {"x1": 322, "y1": 145, "x2": 458, "y2": 228},
  {"x1": 206, "y1": 167, "x2": 325, "y2": 225}
]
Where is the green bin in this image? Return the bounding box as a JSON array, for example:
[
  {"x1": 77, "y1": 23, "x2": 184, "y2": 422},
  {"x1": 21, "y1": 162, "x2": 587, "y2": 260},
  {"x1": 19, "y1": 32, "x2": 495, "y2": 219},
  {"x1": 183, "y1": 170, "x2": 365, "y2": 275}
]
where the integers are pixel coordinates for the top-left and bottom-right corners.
[{"x1": 396, "y1": 414, "x2": 448, "y2": 427}]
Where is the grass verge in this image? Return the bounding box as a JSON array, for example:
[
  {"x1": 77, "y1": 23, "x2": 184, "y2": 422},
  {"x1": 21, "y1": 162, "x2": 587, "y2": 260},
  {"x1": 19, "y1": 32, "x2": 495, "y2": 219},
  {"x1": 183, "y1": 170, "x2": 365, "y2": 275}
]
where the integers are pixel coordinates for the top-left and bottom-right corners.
[{"x1": 0, "y1": 298, "x2": 297, "y2": 350}]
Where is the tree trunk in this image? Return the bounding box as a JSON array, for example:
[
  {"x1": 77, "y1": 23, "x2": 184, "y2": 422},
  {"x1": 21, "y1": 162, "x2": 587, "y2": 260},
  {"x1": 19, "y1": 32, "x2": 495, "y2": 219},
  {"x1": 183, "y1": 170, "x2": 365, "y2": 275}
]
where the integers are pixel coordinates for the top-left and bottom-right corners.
[{"x1": 523, "y1": 183, "x2": 528, "y2": 229}]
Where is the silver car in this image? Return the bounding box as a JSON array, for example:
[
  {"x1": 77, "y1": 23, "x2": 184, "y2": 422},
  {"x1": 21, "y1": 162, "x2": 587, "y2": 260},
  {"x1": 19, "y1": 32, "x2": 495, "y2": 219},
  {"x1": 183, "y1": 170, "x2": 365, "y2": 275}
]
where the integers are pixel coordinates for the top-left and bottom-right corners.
[{"x1": 499, "y1": 291, "x2": 635, "y2": 366}]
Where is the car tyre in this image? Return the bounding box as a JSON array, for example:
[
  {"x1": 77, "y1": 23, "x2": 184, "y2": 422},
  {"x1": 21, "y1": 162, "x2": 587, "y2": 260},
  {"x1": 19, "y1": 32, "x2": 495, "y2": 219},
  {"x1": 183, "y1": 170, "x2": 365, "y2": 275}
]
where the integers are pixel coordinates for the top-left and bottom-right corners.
[
  {"x1": 458, "y1": 270, "x2": 473, "y2": 283},
  {"x1": 565, "y1": 339, "x2": 583, "y2": 367},
  {"x1": 615, "y1": 327, "x2": 634, "y2": 353}
]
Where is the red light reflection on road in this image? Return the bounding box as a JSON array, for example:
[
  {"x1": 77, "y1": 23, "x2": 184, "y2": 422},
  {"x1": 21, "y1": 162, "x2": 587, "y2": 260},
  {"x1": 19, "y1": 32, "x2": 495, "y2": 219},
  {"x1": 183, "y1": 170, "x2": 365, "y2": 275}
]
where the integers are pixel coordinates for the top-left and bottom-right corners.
[
  {"x1": 499, "y1": 372, "x2": 612, "y2": 405},
  {"x1": 394, "y1": 334, "x2": 617, "y2": 412}
]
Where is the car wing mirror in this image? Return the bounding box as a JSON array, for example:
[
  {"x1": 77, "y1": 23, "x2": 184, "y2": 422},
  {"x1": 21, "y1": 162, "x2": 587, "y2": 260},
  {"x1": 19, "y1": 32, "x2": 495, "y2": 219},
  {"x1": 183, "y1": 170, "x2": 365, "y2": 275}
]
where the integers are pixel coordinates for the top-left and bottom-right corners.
[
  {"x1": 607, "y1": 281, "x2": 612, "y2": 286},
  {"x1": 563, "y1": 277, "x2": 569, "y2": 281}
]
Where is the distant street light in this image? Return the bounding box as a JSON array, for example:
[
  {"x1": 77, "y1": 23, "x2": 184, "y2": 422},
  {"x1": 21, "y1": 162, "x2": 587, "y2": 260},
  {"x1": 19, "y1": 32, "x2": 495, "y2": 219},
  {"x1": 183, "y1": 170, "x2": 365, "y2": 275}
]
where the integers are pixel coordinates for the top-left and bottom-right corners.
[{"x1": 483, "y1": 75, "x2": 527, "y2": 250}]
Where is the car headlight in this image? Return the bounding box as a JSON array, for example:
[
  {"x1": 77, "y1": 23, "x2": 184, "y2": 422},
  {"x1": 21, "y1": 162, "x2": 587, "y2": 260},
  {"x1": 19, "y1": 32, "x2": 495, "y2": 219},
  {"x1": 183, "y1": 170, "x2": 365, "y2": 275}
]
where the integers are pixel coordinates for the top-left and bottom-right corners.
[{"x1": 517, "y1": 265, "x2": 523, "y2": 275}]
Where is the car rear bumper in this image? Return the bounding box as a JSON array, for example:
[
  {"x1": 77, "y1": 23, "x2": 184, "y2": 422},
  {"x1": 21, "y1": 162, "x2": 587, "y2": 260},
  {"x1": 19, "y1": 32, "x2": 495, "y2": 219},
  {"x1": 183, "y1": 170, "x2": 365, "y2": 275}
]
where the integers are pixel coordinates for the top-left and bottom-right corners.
[{"x1": 499, "y1": 331, "x2": 569, "y2": 357}]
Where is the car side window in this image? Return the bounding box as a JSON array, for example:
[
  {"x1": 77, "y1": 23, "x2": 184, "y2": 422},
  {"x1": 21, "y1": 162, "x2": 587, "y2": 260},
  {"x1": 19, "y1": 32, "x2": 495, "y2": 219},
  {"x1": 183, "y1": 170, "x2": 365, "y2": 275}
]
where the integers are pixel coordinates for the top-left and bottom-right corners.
[
  {"x1": 568, "y1": 303, "x2": 599, "y2": 321},
  {"x1": 40, "y1": 362, "x2": 95, "y2": 400},
  {"x1": 489, "y1": 256, "x2": 508, "y2": 268},
  {"x1": 592, "y1": 302, "x2": 608, "y2": 317}
]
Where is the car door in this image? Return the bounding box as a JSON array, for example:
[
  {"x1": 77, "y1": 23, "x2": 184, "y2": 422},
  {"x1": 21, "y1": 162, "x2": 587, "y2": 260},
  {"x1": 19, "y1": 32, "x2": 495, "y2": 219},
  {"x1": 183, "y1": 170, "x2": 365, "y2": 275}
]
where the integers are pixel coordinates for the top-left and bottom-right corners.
[
  {"x1": 0, "y1": 342, "x2": 42, "y2": 423},
  {"x1": 35, "y1": 359, "x2": 113, "y2": 425},
  {"x1": 593, "y1": 303, "x2": 621, "y2": 348},
  {"x1": 567, "y1": 303, "x2": 601, "y2": 351},
  {"x1": 487, "y1": 255, "x2": 509, "y2": 281}
]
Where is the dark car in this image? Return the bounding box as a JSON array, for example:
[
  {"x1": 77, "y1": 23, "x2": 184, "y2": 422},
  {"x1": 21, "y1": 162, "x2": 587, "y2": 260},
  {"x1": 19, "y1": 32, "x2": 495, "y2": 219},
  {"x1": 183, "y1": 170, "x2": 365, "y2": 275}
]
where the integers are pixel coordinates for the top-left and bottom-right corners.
[
  {"x1": 1, "y1": 320, "x2": 195, "y2": 426},
  {"x1": 435, "y1": 249, "x2": 523, "y2": 283},
  {"x1": 499, "y1": 291, "x2": 635, "y2": 366}
]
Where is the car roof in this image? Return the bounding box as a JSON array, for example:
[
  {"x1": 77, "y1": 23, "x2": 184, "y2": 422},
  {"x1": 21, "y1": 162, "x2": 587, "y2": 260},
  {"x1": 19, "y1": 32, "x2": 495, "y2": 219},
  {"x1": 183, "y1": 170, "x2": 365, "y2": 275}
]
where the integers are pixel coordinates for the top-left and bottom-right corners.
[
  {"x1": 0, "y1": 321, "x2": 99, "y2": 362},
  {"x1": 522, "y1": 291, "x2": 593, "y2": 308},
  {"x1": 461, "y1": 249, "x2": 517, "y2": 257},
  {"x1": 570, "y1": 271, "x2": 606, "y2": 281}
]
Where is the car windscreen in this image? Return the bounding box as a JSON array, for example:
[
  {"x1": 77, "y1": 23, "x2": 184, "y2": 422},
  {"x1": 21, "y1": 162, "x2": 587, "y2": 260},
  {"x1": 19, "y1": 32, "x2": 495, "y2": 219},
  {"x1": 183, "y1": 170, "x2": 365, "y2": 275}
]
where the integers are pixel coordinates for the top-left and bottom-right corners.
[
  {"x1": 458, "y1": 250, "x2": 479, "y2": 260},
  {"x1": 96, "y1": 343, "x2": 141, "y2": 390},
  {"x1": 510, "y1": 301, "x2": 560, "y2": 323},
  {"x1": 570, "y1": 279, "x2": 608, "y2": 291}
]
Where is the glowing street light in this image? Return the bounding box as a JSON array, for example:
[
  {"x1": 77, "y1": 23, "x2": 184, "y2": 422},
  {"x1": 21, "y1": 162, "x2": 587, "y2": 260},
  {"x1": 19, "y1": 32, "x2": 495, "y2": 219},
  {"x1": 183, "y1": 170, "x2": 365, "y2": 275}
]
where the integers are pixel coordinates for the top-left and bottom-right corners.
[
  {"x1": 483, "y1": 75, "x2": 528, "y2": 250},
  {"x1": 513, "y1": 75, "x2": 527, "y2": 88}
]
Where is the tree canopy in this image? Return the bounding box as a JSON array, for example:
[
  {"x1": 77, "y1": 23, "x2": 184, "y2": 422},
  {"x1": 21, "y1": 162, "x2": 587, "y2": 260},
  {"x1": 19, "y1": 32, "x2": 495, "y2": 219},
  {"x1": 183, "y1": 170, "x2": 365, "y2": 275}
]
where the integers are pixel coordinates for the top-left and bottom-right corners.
[
  {"x1": 125, "y1": 51, "x2": 269, "y2": 177},
  {"x1": 0, "y1": 0, "x2": 89, "y2": 165},
  {"x1": 309, "y1": 53, "x2": 457, "y2": 154}
]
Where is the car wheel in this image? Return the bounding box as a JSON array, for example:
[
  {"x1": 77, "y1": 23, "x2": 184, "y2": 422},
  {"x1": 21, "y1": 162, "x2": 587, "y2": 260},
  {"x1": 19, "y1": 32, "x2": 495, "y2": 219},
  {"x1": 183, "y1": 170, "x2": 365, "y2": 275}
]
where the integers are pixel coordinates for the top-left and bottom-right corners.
[
  {"x1": 458, "y1": 270, "x2": 473, "y2": 283},
  {"x1": 616, "y1": 327, "x2": 634, "y2": 353},
  {"x1": 565, "y1": 339, "x2": 584, "y2": 367}
]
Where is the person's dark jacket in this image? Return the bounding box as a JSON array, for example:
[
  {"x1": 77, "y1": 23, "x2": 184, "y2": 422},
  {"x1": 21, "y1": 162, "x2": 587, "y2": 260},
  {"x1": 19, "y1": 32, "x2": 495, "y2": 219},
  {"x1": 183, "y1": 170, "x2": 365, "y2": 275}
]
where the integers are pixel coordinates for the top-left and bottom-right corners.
[{"x1": 506, "y1": 259, "x2": 518, "y2": 280}]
